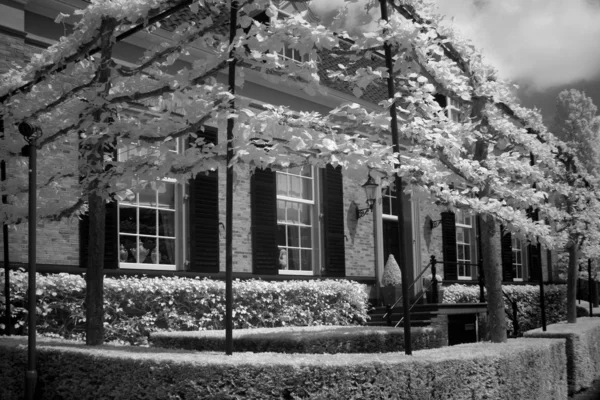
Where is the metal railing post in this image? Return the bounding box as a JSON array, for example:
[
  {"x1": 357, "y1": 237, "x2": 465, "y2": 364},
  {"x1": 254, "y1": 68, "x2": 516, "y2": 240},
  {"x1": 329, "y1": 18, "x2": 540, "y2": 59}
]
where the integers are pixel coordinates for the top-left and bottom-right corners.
[
  {"x1": 431, "y1": 255, "x2": 438, "y2": 304},
  {"x1": 589, "y1": 259, "x2": 593, "y2": 317},
  {"x1": 512, "y1": 301, "x2": 519, "y2": 337},
  {"x1": 386, "y1": 305, "x2": 392, "y2": 327}
]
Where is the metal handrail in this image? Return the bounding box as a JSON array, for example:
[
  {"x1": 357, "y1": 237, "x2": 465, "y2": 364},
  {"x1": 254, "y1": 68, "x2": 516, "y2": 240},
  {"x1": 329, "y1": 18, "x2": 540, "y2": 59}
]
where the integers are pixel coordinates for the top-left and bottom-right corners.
[
  {"x1": 395, "y1": 280, "x2": 433, "y2": 327},
  {"x1": 382, "y1": 259, "x2": 432, "y2": 318}
]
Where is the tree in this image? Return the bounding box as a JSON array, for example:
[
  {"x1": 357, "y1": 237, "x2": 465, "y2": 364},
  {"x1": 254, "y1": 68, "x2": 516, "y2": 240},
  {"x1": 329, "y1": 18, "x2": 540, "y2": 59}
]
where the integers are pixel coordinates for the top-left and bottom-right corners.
[
  {"x1": 0, "y1": 0, "x2": 399, "y2": 344},
  {"x1": 553, "y1": 89, "x2": 600, "y2": 173},
  {"x1": 0, "y1": 0, "x2": 590, "y2": 345}
]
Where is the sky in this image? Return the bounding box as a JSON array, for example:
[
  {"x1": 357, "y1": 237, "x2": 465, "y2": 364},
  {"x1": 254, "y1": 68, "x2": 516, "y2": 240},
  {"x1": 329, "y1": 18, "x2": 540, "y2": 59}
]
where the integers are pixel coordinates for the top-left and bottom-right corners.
[{"x1": 309, "y1": 0, "x2": 600, "y2": 123}]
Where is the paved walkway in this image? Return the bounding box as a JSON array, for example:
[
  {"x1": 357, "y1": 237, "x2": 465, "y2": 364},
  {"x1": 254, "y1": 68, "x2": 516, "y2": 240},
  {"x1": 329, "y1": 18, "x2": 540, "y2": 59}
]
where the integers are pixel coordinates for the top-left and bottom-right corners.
[{"x1": 570, "y1": 378, "x2": 600, "y2": 399}]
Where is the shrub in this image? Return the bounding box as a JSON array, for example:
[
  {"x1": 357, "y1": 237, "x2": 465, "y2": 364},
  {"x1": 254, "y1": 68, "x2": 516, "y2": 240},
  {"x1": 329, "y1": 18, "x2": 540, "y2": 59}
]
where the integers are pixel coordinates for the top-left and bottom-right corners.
[
  {"x1": 443, "y1": 283, "x2": 588, "y2": 335},
  {"x1": 0, "y1": 336, "x2": 567, "y2": 400},
  {"x1": 0, "y1": 270, "x2": 370, "y2": 345},
  {"x1": 381, "y1": 254, "x2": 402, "y2": 286},
  {"x1": 150, "y1": 325, "x2": 443, "y2": 353},
  {"x1": 525, "y1": 317, "x2": 600, "y2": 395}
]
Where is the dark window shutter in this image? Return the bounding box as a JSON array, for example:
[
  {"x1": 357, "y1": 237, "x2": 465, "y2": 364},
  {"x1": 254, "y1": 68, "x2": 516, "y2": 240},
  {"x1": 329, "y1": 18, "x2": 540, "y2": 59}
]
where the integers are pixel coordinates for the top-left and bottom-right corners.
[
  {"x1": 528, "y1": 244, "x2": 541, "y2": 282},
  {"x1": 500, "y1": 225, "x2": 513, "y2": 282},
  {"x1": 322, "y1": 165, "x2": 345, "y2": 277},
  {"x1": 189, "y1": 127, "x2": 220, "y2": 273},
  {"x1": 527, "y1": 209, "x2": 542, "y2": 282},
  {"x1": 104, "y1": 201, "x2": 119, "y2": 269},
  {"x1": 251, "y1": 168, "x2": 278, "y2": 275},
  {"x1": 441, "y1": 211, "x2": 457, "y2": 280},
  {"x1": 79, "y1": 201, "x2": 118, "y2": 269}
]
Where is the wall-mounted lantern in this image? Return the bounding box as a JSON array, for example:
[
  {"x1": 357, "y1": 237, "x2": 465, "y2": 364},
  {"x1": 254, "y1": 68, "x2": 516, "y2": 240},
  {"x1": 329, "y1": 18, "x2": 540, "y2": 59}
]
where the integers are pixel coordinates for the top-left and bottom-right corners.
[
  {"x1": 356, "y1": 175, "x2": 378, "y2": 219},
  {"x1": 429, "y1": 218, "x2": 442, "y2": 229}
]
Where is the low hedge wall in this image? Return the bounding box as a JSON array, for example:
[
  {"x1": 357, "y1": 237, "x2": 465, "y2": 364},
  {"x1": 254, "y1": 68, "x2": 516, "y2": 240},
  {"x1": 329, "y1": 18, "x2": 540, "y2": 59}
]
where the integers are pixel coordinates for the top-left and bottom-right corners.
[
  {"x1": 0, "y1": 271, "x2": 369, "y2": 345},
  {"x1": 150, "y1": 325, "x2": 443, "y2": 353},
  {"x1": 444, "y1": 283, "x2": 587, "y2": 335},
  {"x1": 0, "y1": 336, "x2": 566, "y2": 399},
  {"x1": 524, "y1": 317, "x2": 600, "y2": 395}
]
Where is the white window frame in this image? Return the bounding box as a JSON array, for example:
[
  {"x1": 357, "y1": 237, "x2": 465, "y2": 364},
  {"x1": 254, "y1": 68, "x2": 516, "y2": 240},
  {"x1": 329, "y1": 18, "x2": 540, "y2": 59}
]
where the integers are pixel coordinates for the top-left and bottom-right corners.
[
  {"x1": 276, "y1": 166, "x2": 317, "y2": 276},
  {"x1": 512, "y1": 237, "x2": 526, "y2": 282},
  {"x1": 381, "y1": 185, "x2": 398, "y2": 222},
  {"x1": 116, "y1": 139, "x2": 183, "y2": 271},
  {"x1": 456, "y1": 209, "x2": 477, "y2": 280},
  {"x1": 448, "y1": 97, "x2": 461, "y2": 123}
]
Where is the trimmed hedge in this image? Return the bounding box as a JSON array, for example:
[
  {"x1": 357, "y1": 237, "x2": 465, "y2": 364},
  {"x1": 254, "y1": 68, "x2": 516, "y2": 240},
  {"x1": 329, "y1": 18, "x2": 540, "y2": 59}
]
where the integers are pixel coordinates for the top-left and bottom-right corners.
[
  {"x1": 150, "y1": 325, "x2": 443, "y2": 353},
  {"x1": 0, "y1": 336, "x2": 566, "y2": 399},
  {"x1": 524, "y1": 317, "x2": 600, "y2": 395},
  {"x1": 443, "y1": 283, "x2": 588, "y2": 335},
  {"x1": 0, "y1": 271, "x2": 369, "y2": 345}
]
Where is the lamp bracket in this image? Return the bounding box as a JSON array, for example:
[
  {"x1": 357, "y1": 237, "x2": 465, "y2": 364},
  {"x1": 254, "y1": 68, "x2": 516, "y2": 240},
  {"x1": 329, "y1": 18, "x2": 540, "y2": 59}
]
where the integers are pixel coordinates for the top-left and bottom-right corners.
[
  {"x1": 356, "y1": 207, "x2": 372, "y2": 219},
  {"x1": 430, "y1": 219, "x2": 442, "y2": 229}
]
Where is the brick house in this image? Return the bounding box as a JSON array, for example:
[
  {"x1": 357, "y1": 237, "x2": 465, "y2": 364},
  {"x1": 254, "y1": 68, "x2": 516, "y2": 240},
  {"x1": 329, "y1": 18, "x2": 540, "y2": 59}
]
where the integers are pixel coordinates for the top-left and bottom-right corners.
[{"x1": 0, "y1": 0, "x2": 557, "y2": 303}]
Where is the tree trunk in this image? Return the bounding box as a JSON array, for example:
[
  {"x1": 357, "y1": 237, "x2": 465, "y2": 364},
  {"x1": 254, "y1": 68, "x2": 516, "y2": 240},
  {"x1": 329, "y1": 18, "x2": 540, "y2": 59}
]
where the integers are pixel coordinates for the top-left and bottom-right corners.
[
  {"x1": 566, "y1": 240, "x2": 579, "y2": 323},
  {"x1": 84, "y1": 19, "x2": 114, "y2": 345},
  {"x1": 480, "y1": 216, "x2": 507, "y2": 342},
  {"x1": 85, "y1": 187, "x2": 105, "y2": 345}
]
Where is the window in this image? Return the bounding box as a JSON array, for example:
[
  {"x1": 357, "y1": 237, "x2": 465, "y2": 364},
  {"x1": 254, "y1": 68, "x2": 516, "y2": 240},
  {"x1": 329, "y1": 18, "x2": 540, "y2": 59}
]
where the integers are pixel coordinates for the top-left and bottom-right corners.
[
  {"x1": 456, "y1": 210, "x2": 477, "y2": 280},
  {"x1": 276, "y1": 166, "x2": 315, "y2": 275},
  {"x1": 512, "y1": 237, "x2": 526, "y2": 281},
  {"x1": 448, "y1": 97, "x2": 461, "y2": 122},
  {"x1": 382, "y1": 185, "x2": 398, "y2": 219},
  {"x1": 116, "y1": 141, "x2": 181, "y2": 270},
  {"x1": 434, "y1": 94, "x2": 461, "y2": 122},
  {"x1": 278, "y1": 42, "x2": 309, "y2": 63},
  {"x1": 382, "y1": 184, "x2": 401, "y2": 267}
]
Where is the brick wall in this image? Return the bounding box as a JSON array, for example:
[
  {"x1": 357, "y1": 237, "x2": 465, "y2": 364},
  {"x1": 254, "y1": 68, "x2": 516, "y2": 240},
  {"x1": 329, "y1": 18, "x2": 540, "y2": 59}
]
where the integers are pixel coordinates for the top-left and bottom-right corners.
[{"x1": 0, "y1": 30, "x2": 82, "y2": 266}]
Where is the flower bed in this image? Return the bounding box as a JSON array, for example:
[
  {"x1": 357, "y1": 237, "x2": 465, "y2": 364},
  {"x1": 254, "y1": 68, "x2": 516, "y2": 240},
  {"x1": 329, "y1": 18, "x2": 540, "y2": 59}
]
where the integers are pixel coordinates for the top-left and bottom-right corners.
[
  {"x1": 0, "y1": 271, "x2": 370, "y2": 345},
  {"x1": 0, "y1": 336, "x2": 566, "y2": 399},
  {"x1": 524, "y1": 317, "x2": 600, "y2": 395},
  {"x1": 150, "y1": 325, "x2": 443, "y2": 353}
]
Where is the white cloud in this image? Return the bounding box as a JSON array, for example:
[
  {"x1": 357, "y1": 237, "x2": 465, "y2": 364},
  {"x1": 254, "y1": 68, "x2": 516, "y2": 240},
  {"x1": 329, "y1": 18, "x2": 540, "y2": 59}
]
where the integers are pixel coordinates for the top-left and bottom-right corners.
[{"x1": 433, "y1": 0, "x2": 600, "y2": 91}]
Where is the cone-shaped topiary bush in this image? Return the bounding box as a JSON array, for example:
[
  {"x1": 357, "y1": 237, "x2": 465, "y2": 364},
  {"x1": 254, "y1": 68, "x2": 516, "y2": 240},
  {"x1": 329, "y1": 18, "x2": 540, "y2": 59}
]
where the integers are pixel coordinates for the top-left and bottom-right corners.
[{"x1": 382, "y1": 254, "x2": 402, "y2": 287}]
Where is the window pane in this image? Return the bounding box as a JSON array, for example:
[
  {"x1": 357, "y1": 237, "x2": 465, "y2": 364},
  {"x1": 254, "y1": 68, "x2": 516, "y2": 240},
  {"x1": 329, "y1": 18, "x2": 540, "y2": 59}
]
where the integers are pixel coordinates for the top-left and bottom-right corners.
[
  {"x1": 458, "y1": 245, "x2": 464, "y2": 260},
  {"x1": 139, "y1": 238, "x2": 155, "y2": 263},
  {"x1": 277, "y1": 200, "x2": 286, "y2": 222},
  {"x1": 119, "y1": 207, "x2": 137, "y2": 234},
  {"x1": 289, "y1": 175, "x2": 302, "y2": 198},
  {"x1": 287, "y1": 202, "x2": 299, "y2": 223},
  {"x1": 120, "y1": 236, "x2": 137, "y2": 262},
  {"x1": 158, "y1": 239, "x2": 176, "y2": 264},
  {"x1": 288, "y1": 249, "x2": 300, "y2": 270},
  {"x1": 299, "y1": 203, "x2": 311, "y2": 225},
  {"x1": 456, "y1": 228, "x2": 464, "y2": 243},
  {"x1": 139, "y1": 185, "x2": 156, "y2": 207},
  {"x1": 301, "y1": 166, "x2": 311, "y2": 177},
  {"x1": 287, "y1": 225, "x2": 300, "y2": 247},
  {"x1": 158, "y1": 210, "x2": 176, "y2": 237},
  {"x1": 302, "y1": 177, "x2": 312, "y2": 201},
  {"x1": 158, "y1": 183, "x2": 175, "y2": 209},
  {"x1": 278, "y1": 248, "x2": 288, "y2": 269},
  {"x1": 277, "y1": 225, "x2": 286, "y2": 246},
  {"x1": 277, "y1": 173, "x2": 288, "y2": 196},
  {"x1": 391, "y1": 196, "x2": 398, "y2": 216},
  {"x1": 300, "y1": 227, "x2": 311, "y2": 248},
  {"x1": 383, "y1": 198, "x2": 390, "y2": 215},
  {"x1": 301, "y1": 249, "x2": 312, "y2": 271},
  {"x1": 463, "y1": 230, "x2": 470, "y2": 243},
  {"x1": 139, "y1": 208, "x2": 157, "y2": 235}
]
